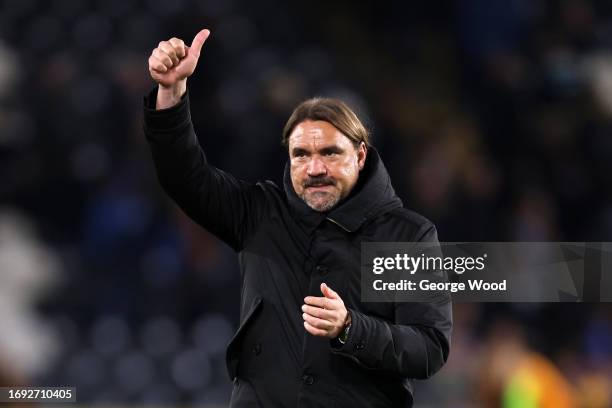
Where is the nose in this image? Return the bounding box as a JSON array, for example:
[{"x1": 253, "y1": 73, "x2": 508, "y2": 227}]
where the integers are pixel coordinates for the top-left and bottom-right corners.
[{"x1": 307, "y1": 156, "x2": 327, "y2": 177}]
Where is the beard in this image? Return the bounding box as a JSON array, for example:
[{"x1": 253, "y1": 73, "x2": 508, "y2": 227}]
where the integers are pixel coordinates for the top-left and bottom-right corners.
[
  {"x1": 300, "y1": 176, "x2": 341, "y2": 212},
  {"x1": 302, "y1": 190, "x2": 341, "y2": 212}
]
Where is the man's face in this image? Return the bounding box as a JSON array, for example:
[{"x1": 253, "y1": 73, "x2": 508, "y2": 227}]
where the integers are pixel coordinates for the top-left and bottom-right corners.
[{"x1": 289, "y1": 120, "x2": 367, "y2": 212}]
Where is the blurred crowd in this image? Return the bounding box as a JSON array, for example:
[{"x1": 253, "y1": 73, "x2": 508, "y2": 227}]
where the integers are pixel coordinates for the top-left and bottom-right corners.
[{"x1": 1, "y1": 0, "x2": 612, "y2": 406}]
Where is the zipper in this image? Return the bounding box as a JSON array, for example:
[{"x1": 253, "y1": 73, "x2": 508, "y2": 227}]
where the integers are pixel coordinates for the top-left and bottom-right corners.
[{"x1": 326, "y1": 217, "x2": 351, "y2": 232}]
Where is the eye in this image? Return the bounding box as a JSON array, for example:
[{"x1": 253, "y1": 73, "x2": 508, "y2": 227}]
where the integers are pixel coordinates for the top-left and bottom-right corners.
[{"x1": 292, "y1": 149, "x2": 308, "y2": 158}]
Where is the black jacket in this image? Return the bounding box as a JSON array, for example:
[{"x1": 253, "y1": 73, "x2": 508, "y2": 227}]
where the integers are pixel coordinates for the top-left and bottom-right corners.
[{"x1": 143, "y1": 90, "x2": 452, "y2": 408}]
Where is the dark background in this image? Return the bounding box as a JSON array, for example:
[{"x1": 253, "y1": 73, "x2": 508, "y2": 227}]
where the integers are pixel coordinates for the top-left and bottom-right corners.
[{"x1": 1, "y1": 0, "x2": 611, "y2": 406}]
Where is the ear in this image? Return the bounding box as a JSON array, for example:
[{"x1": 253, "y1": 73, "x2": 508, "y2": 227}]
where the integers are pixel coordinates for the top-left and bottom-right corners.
[{"x1": 357, "y1": 142, "x2": 367, "y2": 171}]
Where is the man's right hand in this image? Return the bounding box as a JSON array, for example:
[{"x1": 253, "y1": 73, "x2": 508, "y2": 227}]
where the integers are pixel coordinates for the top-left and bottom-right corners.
[{"x1": 148, "y1": 29, "x2": 210, "y2": 109}]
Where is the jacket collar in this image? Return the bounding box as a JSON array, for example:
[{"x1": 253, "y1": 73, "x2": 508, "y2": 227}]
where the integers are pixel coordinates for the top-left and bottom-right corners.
[{"x1": 283, "y1": 147, "x2": 403, "y2": 233}]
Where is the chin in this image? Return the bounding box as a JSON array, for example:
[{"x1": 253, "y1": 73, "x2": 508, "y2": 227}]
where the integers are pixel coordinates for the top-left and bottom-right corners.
[{"x1": 304, "y1": 194, "x2": 340, "y2": 212}]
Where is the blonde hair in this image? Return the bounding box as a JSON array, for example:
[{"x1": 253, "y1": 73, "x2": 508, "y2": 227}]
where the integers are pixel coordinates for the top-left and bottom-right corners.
[{"x1": 282, "y1": 97, "x2": 370, "y2": 148}]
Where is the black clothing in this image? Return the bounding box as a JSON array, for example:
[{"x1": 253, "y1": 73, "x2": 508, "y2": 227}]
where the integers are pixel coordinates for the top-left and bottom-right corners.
[{"x1": 143, "y1": 90, "x2": 452, "y2": 408}]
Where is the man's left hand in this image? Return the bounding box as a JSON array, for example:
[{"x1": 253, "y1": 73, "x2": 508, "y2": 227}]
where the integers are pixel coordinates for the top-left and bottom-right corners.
[{"x1": 302, "y1": 283, "x2": 351, "y2": 338}]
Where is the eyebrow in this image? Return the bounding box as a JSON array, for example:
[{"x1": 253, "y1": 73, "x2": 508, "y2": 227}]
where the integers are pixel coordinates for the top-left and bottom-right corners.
[
  {"x1": 291, "y1": 145, "x2": 345, "y2": 157},
  {"x1": 319, "y1": 146, "x2": 344, "y2": 155},
  {"x1": 291, "y1": 147, "x2": 310, "y2": 157}
]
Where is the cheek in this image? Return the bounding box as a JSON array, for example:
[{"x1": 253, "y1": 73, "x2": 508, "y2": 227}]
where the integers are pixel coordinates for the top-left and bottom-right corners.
[
  {"x1": 290, "y1": 165, "x2": 305, "y2": 192},
  {"x1": 340, "y1": 166, "x2": 356, "y2": 178},
  {"x1": 338, "y1": 157, "x2": 359, "y2": 179}
]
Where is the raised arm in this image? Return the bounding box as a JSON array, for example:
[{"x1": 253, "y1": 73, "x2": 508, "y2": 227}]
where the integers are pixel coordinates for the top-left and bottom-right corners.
[{"x1": 144, "y1": 29, "x2": 268, "y2": 250}]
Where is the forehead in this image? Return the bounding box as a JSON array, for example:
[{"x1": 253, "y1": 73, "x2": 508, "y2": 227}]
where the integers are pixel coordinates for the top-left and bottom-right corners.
[{"x1": 288, "y1": 120, "x2": 352, "y2": 149}]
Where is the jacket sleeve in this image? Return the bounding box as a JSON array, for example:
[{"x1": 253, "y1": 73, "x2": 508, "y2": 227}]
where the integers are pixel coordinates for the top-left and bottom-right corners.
[
  {"x1": 331, "y1": 224, "x2": 452, "y2": 379},
  {"x1": 143, "y1": 88, "x2": 268, "y2": 251}
]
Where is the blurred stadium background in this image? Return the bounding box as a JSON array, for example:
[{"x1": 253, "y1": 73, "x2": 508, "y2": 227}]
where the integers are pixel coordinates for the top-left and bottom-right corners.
[{"x1": 1, "y1": 0, "x2": 612, "y2": 406}]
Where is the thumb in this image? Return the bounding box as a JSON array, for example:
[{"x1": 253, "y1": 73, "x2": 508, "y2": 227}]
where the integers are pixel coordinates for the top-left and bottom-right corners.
[
  {"x1": 321, "y1": 283, "x2": 339, "y2": 299},
  {"x1": 189, "y1": 29, "x2": 210, "y2": 58}
]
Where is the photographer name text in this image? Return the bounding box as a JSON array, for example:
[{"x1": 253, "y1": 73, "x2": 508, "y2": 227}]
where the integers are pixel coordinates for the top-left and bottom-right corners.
[{"x1": 373, "y1": 279, "x2": 507, "y2": 292}]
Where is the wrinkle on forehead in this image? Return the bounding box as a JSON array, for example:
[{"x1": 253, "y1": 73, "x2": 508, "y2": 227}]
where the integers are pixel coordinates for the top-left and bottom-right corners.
[
  {"x1": 306, "y1": 127, "x2": 324, "y2": 148},
  {"x1": 291, "y1": 123, "x2": 323, "y2": 139},
  {"x1": 305, "y1": 129, "x2": 326, "y2": 150},
  {"x1": 289, "y1": 120, "x2": 348, "y2": 150}
]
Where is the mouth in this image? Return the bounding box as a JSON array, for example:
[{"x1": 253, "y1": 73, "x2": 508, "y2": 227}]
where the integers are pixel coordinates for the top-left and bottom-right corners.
[
  {"x1": 306, "y1": 184, "x2": 333, "y2": 191},
  {"x1": 305, "y1": 181, "x2": 335, "y2": 190},
  {"x1": 304, "y1": 177, "x2": 335, "y2": 190}
]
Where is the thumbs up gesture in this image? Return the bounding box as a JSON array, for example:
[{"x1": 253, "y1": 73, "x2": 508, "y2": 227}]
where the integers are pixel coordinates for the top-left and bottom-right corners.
[
  {"x1": 302, "y1": 283, "x2": 351, "y2": 339},
  {"x1": 148, "y1": 29, "x2": 210, "y2": 109}
]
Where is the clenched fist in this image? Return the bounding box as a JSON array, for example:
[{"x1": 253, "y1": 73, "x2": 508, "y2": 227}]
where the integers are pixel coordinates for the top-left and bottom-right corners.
[
  {"x1": 148, "y1": 29, "x2": 210, "y2": 109},
  {"x1": 302, "y1": 283, "x2": 351, "y2": 339}
]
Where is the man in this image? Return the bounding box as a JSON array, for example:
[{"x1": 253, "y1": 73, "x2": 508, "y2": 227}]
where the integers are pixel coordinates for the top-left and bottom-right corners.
[{"x1": 144, "y1": 29, "x2": 452, "y2": 408}]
